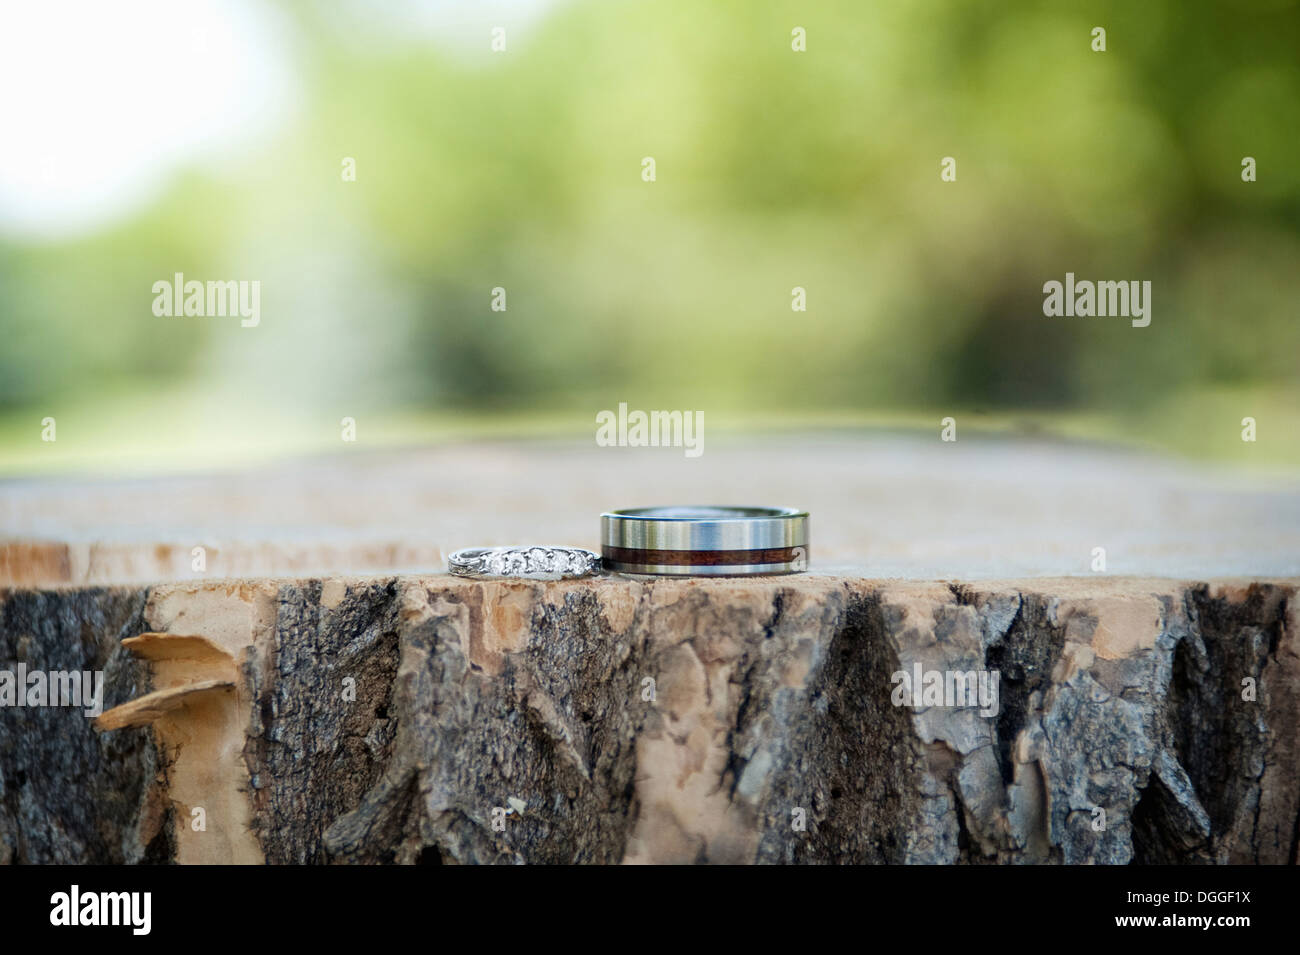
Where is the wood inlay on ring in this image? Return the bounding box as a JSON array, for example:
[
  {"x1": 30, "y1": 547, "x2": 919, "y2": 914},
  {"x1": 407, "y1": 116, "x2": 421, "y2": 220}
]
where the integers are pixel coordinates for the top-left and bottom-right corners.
[{"x1": 601, "y1": 545, "x2": 803, "y2": 566}]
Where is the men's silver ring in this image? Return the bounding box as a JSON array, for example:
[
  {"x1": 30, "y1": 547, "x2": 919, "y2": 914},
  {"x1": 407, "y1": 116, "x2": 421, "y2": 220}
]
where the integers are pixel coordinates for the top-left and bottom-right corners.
[
  {"x1": 601, "y1": 506, "x2": 809, "y2": 576},
  {"x1": 448, "y1": 546, "x2": 602, "y2": 580}
]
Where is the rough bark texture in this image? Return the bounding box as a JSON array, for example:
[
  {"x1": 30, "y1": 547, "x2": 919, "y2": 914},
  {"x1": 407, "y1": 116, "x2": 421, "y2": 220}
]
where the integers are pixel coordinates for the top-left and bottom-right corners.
[
  {"x1": 0, "y1": 588, "x2": 170, "y2": 864},
  {"x1": 1, "y1": 576, "x2": 1296, "y2": 865}
]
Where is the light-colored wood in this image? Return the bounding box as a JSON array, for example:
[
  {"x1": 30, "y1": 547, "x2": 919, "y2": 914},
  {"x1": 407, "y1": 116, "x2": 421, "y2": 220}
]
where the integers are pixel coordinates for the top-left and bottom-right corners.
[
  {"x1": 94, "y1": 680, "x2": 234, "y2": 731},
  {"x1": 2, "y1": 437, "x2": 1297, "y2": 586}
]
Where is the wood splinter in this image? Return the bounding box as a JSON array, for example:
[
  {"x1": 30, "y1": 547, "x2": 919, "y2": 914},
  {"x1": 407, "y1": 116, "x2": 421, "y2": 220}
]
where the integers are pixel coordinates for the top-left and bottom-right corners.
[
  {"x1": 93, "y1": 630, "x2": 261, "y2": 864},
  {"x1": 95, "y1": 632, "x2": 239, "y2": 731}
]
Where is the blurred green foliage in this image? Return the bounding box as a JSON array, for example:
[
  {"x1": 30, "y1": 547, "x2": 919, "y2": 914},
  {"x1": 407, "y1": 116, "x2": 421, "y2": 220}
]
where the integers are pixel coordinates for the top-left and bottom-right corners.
[{"x1": 1, "y1": 0, "x2": 1298, "y2": 464}]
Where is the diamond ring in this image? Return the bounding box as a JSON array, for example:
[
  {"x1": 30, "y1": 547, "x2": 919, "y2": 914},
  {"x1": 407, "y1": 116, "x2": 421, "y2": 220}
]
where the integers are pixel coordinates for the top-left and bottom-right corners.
[{"x1": 447, "y1": 546, "x2": 602, "y2": 580}]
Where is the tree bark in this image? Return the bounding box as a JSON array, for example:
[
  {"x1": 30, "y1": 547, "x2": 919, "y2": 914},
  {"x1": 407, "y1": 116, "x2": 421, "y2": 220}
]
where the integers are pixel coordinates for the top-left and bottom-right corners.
[{"x1": 2, "y1": 576, "x2": 1297, "y2": 864}]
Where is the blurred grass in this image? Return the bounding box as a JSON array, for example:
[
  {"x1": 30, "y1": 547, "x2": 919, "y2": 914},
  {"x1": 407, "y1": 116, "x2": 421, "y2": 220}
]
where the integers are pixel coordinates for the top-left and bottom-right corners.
[{"x1": 1, "y1": 382, "x2": 1295, "y2": 478}]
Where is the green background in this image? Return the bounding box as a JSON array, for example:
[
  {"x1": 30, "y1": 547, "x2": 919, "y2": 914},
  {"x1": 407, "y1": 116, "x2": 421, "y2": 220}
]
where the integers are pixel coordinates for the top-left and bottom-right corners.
[{"x1": 2, "y1": 0, "x2": 1297, "y2": 473}]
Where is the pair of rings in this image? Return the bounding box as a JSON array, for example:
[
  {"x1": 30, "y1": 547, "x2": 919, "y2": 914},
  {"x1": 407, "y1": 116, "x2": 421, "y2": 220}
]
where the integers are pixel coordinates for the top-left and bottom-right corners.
[{"x1": 448, "y1": 506, "x2": 809, "y2": 579}]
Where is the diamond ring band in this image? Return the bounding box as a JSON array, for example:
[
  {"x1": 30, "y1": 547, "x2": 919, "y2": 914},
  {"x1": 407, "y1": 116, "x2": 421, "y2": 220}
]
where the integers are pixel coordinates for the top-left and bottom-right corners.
[{"x1": 448, "y1": 546, "x2": 602, "y2": 580}]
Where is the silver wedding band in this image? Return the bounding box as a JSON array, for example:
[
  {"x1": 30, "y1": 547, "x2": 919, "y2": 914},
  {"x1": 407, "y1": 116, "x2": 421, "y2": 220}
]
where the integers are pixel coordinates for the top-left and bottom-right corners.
[{"x1": 600, "y1": 506, "x2": 809, "y2": 576}]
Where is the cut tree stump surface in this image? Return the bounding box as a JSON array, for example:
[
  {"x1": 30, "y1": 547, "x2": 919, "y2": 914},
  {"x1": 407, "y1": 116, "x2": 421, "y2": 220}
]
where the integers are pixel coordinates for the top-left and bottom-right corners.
[
  {"x1": 2, "y1": 436, "x2": 1298, "y2": 585},
  {"x1": 2, "y1": 438, "x2": 1297, "y2": 864}
]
